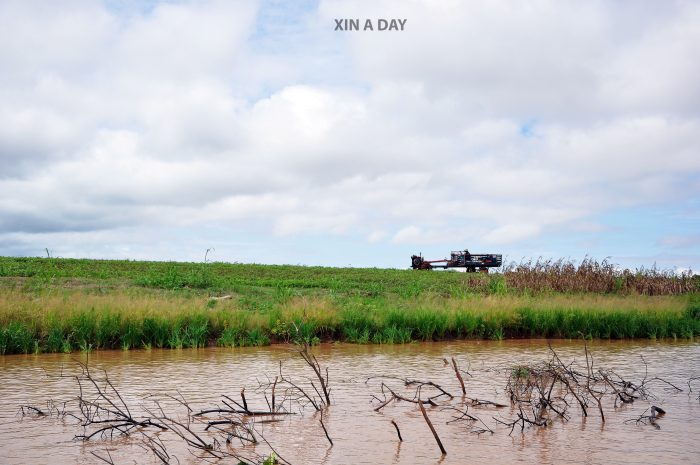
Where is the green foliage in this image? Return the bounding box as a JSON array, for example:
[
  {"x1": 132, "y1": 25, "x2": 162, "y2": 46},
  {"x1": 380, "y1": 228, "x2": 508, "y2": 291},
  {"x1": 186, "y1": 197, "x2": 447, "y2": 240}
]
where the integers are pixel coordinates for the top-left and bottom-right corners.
[
  {"x1": 1, "y1": 256, "x2": 695, "y2": 298},
  {"x1": 490, "y1": 326, "x2": 505, "y2": 341},
  {"x1": 0, "y1": 327, "x2": 9, "y2": 355},
  {"x1": 69, "y1": 312, "x2": 96, "y2": 350},
  {"x1": 514, "y1": 305, "x2": 700, "y2": 340},
  {"x1": 374, "y1": 325, "x2": 412, "y2": 344},
  {"x1": 512, "y1": 365, "x2": 530, "y2": 379},
  {"x1": 340, "y1": 306, "x2": 376, "y2": 343},
  {"x1": 217, "y1": 327, "x2": 270, "y2": 347},
  {"x1": 142, "y1": 316, "x2": 170, "y2": 349},
  {"x1": 238, "y1": 295, "x2": 274, "y2": 313},
  {"x1": 686, "y1": 294, "x2": 700, "y2": 320},
  {"x1": 488, "y1": 275, "x2": 508, "y2": 295},
  {"x1": 134, "y1": 264, "x2": 220, "y2": 290},
  {"x1": 217, "y1": 327, "x2": 244, "y2": 347},
  {"x1": 0, "y1": 257, "x2": 697, "y2": 354},
  {"x1": 61, "y1": 337, "x2": 72, "y2": 354},
  {"x1": 183, "y1": 314, "x2": 209, "y2": 348},
  {"x1": 274, "y1": 284, "x2": 295, "y2": 303},
  {"x1": 245, "y1": 328, "x2": 270, "y2": 347},
  {"x1": 121, "y1": 319, "x2": 143, "y2": 351},
  {"x1": 452, "y1": 311, "x2": 479, "y2": 338},
  {"x1": 269, "y1": 317, "x2": 291, "y2": 343},
  {"x1": 344, "y1": 327, "x2": 370, "y2": 344},
  {"x1": 96, "y1": 313, "x2": 121, "y2": 349},
  {"x1": 291, "y1": 318, "x2": 320, "y2": 345},
  {"x1": 0, "y1": 322, "x2": 35, "y2": 354},
  {"x1": 43, "y1": 321, "x2": 66, "y2": 353},
  {"x1": 168, "y1": 327, "x2": 184, "y2": 349},
  {"x1": 414, "y1": 310, "x2": 449, "y2": 341},
  {"x1": 396, "y1": 281, "x2": 421, "y2": 298}
]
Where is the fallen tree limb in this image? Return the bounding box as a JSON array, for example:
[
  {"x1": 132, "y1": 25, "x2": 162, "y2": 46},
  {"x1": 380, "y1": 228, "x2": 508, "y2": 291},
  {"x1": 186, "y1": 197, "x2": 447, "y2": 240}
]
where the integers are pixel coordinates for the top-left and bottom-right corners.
[{"x1": 418, "y1": 395, "x2": 446, "y2": 455}]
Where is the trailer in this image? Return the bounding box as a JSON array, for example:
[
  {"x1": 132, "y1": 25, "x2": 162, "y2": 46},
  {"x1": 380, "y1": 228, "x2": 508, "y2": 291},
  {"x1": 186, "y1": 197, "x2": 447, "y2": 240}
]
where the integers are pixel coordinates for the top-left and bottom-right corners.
[{"x1": 411, "y1": 250, "x2": 502, "y2": 272}]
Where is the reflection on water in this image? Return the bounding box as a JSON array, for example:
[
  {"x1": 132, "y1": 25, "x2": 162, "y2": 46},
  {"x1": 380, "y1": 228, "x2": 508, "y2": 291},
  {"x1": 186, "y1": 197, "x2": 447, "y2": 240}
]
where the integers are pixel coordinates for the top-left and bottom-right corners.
[{"x1": 1, "y1": 340, "x2": 698, "y2": 464}]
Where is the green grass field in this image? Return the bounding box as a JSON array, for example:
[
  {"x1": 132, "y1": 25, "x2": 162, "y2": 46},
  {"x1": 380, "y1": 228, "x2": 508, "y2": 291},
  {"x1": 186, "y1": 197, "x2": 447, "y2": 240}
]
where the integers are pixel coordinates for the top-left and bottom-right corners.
[{"x1": 0, "y1": 257, "x2": 698, "y2": 354}]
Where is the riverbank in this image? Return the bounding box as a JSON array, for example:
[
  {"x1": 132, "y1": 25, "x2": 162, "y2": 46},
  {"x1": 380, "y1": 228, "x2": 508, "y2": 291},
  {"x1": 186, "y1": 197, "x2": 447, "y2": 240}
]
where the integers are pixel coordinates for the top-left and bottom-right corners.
[{"x1": 0, "y1": 257, "x2": 698, "y2": 354}]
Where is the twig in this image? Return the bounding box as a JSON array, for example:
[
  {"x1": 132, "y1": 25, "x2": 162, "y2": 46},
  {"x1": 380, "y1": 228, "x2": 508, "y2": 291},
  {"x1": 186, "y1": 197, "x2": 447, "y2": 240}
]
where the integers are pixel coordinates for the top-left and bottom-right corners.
[
  {"x1": 391, "y1": 419, "x2": 403, "y2": 442},
  {"x1": 452, "y1": 358, "x2": 466, "y2": 395},
  {"x1": 91, "y1": 450, "x2": 115, "y2": 465},
  {"x1": 319, "y1": 409, "x2": 333, "y2": 446},
  {"x1": 418, "y1": 389, "x2": 446, "y2": 455}
]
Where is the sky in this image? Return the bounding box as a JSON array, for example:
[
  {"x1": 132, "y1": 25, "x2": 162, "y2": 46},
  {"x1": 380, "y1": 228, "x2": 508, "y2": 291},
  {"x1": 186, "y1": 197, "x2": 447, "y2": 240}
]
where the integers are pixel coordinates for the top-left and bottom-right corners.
[{"x1": 0, "y1": 0, "x2": 699, "y2": 271}]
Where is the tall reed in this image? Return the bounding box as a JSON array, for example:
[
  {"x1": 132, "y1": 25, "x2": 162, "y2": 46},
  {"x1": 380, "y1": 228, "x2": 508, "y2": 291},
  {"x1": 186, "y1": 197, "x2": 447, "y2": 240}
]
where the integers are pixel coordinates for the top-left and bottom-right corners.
[{"x1": 503, "y1": 258, "x2": 696, "y2": 295}]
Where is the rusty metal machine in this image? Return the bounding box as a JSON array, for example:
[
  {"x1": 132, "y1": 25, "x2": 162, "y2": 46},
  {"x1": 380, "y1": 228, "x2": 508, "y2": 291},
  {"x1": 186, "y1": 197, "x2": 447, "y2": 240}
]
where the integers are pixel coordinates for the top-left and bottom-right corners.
[{"x1": 411, "y1": 250, "x2": 502, "y2": 272}]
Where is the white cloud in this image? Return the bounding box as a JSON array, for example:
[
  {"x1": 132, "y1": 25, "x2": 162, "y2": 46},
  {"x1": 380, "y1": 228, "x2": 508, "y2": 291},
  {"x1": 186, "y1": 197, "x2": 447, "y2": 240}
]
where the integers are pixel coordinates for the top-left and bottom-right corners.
[
  {"x1": 391, "y1": 226, "x2": 423, "y2": 244},
  {"x1": 274, "y1": 212, "x2": 357, "y2": 236},
  {"x1": 659, "y1": 234, "x2": 700, "y2": 249},
  {"x1": 367, "y1": 230, "x2": 386, "y2": 243},
  {"x1": 0, "y1": 0, "x2": 698, "y2": 268},
  {"x1": 484, "y1": 223, "x2": 541, "y2": 245}
]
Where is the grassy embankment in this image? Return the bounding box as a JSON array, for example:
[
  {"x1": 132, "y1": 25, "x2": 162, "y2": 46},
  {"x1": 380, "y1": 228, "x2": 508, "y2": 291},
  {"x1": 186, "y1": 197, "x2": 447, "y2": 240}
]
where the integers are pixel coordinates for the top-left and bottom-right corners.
[{"x1": 0, "y1": 257, "x2": 698, "y2": 354}]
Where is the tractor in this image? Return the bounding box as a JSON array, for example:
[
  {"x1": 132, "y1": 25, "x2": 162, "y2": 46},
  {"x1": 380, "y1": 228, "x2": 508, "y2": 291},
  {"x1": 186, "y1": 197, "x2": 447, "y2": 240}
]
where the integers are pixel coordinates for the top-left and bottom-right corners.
[{"x1": 411, "y1": 249, "x2": 502, "y2": 272}]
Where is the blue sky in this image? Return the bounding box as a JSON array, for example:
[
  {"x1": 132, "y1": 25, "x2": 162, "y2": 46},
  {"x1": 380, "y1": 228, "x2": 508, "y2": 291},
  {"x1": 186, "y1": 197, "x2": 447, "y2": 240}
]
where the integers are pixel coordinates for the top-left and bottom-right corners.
[{"x1": 0, "y1": 0, "x2": 698, "y2": 271}]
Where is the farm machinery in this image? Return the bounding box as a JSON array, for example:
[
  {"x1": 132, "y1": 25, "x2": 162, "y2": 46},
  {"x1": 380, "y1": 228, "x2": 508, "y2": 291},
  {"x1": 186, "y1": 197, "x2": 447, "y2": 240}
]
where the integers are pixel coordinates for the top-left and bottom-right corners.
[{"x1": 411, "y1": 250, "x2": 502, "y2": 272}]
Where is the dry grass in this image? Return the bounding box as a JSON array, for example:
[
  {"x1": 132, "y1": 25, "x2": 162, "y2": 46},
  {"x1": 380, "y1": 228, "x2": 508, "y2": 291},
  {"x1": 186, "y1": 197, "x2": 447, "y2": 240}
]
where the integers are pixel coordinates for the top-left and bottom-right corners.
[
  {"x1": 0, "y1": 287, "x2": 688, "y2": 330},
  {"x1": 503, "y1": 258, "x2": 696, "y2": 295},
  {"x1": 0, "y1": 288, "x2": 205, "y2": 326}
]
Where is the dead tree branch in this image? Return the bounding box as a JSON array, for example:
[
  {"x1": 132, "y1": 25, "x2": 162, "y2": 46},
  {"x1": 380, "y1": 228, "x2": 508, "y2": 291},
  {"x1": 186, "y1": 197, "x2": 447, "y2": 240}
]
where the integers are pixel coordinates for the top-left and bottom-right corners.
[
  {"x1": 319, "y1": 409, "x2": 333, "y2": 446},
  {"x1": 451, "y1": 357, "x2": 466, "y2": 395},
  {"x1": 417, "y1": 390, "x2": 446, "y2": 455},
  {"x1": 391, "y1": 419, "x2": 403, "y2": 442}
]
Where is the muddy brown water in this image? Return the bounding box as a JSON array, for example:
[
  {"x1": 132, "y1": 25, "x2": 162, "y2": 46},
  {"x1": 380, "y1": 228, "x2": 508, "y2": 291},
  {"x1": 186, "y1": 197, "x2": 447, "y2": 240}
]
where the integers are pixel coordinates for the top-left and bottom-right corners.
[{"x1": 1, "y1": 340, "x2": 698, "y2": 465}]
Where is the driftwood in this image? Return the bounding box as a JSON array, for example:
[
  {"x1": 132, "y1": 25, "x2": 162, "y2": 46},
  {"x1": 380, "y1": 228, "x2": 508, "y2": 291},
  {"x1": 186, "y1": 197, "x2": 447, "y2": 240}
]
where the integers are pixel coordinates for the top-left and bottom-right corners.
[
  {"x1": 624, "y1": 405, "x2": 667, "y2": 430},
  {"x1": 466, "y1": 398, "x2": 507, "y2": 408},
  {"x1": 298, "y1": 341, "x2": 331, "y2": 407},
  {"x1": 91, "y1": 450, "x2": 116, "y2": 465},
  {"x1": 251, "y1": 338, "x2": 333, "y2": 414},
  {"x1": 368, "y1": 343, "x2": 683, "y2": 448},
  {"x1": 494, "y1": 405, "x2": 548, "y2": 434},
  {"x1": 451, "y1": 357, "x2": 467, "y2": 395},
  {"x1": 391, "y1": 419, "x2": 403, "y2": 441},
  {"x1": 20, "y1": 405, "x2": 46, "y2": 416},
  {"x1": 19, "y1": 344, "x2": 686, "y2": 463},
  {"x1": 373, "y1": 382, "x2": 439, "y2": 412},
  {"x1": 18, "y1": 350, "x2": 339, "y2": 465},
  {"x1": 498, "y1": 343, "x2": 684, "y2": 433},
  {"x1": 319, "y1": 409, "x2": 333, "y2": 446},
  {"x1": 689, "y1": 376, "x2": 700, "y2": 402},
  {"x1": 418, "y1": 394, "x2": 446, "y2": 455}
]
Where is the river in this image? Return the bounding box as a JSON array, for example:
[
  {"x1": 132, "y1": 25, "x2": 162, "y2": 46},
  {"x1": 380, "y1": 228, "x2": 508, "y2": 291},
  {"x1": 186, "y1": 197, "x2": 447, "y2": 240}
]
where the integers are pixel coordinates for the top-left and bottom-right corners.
[{"x1": 1, "y1": 340, "x2": 698, "y2": 465}]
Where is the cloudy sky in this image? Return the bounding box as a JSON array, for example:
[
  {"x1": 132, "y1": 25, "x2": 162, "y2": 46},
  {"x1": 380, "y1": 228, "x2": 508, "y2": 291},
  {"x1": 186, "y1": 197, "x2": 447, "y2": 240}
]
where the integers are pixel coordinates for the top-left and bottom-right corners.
[{"x1": 1, "y1": 0, "x2": 698, "y2": 270}]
